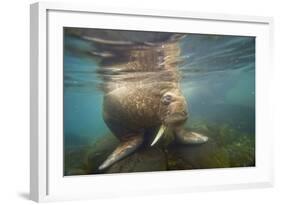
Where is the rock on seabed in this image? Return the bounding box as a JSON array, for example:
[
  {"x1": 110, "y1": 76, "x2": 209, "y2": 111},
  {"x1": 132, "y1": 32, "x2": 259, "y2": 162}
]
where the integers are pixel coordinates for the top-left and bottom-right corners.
[{"x1": 64, "y1": 122, "x2": 255, "y2": 175}]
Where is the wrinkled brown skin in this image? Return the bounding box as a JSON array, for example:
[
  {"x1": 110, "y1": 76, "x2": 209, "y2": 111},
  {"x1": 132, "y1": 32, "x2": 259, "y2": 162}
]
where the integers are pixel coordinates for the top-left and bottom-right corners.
[
  {"x1": 103, "y1": 83, "x2": 183, "y2": 138},
  {"x1": 75, "y1": 30, "x2": 208, "y2": 170}
]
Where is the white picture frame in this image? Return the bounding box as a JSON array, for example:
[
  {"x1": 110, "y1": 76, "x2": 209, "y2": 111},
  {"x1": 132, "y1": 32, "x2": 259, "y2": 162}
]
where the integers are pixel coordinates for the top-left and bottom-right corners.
[{"x1": 30, "y1": 1, "x2": 274, "y2": 202}]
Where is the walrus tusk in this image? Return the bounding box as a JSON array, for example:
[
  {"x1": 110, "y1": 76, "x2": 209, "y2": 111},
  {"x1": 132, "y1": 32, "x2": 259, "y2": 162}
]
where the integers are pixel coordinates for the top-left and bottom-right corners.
[{"x1": 151, "y1": 125, "x2": 166, "y2": 146}]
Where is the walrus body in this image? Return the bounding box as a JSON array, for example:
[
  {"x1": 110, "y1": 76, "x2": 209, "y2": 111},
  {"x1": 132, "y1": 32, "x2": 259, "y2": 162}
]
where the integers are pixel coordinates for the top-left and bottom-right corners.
[{"x1": 73, "y1": 29, "x2": 208, "y2": 170}]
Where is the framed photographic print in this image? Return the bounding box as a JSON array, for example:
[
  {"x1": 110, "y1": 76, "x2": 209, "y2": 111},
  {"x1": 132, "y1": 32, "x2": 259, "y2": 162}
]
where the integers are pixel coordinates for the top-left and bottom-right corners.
[{"x1": 30, "y1": 2, "x2": 274, "y2": 202}]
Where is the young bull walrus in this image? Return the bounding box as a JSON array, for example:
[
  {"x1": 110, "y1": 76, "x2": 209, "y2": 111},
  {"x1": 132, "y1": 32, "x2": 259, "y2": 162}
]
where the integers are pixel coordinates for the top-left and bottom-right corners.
[{"x1": 77, "y1": 30, "x2": 208, "y2": 170}]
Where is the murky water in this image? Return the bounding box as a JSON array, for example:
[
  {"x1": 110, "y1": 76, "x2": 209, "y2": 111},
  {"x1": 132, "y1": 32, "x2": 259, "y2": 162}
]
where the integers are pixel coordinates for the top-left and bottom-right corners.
[{"x1": 63, "y1": 28, "x2": 255, "y2": 175}]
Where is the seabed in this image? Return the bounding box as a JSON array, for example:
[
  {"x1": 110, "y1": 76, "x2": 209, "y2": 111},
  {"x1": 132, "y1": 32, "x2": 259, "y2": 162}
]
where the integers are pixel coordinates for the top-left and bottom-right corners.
[{"x1": 64, "y1": 120, "x2": 255, "y2": 175}]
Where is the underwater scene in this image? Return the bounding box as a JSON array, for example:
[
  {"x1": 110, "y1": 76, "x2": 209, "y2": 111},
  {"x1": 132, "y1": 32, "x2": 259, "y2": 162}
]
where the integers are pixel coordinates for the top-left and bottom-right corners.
[{"x1": 63, "y1": 28, "x2": 255, "y2": 175}]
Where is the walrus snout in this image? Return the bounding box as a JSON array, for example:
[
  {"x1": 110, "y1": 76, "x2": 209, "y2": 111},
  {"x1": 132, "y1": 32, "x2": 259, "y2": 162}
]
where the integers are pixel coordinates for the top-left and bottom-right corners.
[{"x1": 164, "y1": 111, "x2": 188, "y2": 126}]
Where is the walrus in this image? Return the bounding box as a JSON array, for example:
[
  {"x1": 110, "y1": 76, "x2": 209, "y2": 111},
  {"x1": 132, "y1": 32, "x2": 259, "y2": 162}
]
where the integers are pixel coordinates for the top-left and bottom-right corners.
[{"x1": 70, "y1": 29, "x2": 208, "y2": 170}]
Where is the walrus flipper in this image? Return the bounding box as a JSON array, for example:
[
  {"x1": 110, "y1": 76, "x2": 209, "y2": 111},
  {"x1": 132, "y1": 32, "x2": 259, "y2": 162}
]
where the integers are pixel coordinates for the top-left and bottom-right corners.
[
  {"x1": 98, "y1": 134, "x2": 144, "y2": 170},
  {"x1": 175, "y1": 129, "x2": 208, "y2": 144}
]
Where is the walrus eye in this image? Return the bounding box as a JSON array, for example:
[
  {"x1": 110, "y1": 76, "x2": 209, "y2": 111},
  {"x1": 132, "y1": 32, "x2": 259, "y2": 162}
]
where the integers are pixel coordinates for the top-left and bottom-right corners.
[{"x1": 162, "y1": 94, "x2": 172, "y2": 105}]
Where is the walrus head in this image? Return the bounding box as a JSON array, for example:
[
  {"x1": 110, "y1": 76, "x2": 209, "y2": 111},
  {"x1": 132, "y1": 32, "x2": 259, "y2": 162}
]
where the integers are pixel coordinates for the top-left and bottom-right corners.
[{"x1": 151, "y1": 89, "x2": 188, "y2": 146}]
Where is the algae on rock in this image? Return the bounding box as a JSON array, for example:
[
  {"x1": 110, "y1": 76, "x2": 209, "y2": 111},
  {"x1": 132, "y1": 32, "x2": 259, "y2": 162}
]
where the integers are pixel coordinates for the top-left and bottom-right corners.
[{"x1": 64, "y1": 121, "x2": 255, "y2": 175}]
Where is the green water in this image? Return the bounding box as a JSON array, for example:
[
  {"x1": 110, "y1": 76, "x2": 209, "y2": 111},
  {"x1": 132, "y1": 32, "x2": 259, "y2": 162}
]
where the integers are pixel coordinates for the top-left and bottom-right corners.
[{"x1": 63, "y1": 29, "x2": 255, "y2": 175}]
